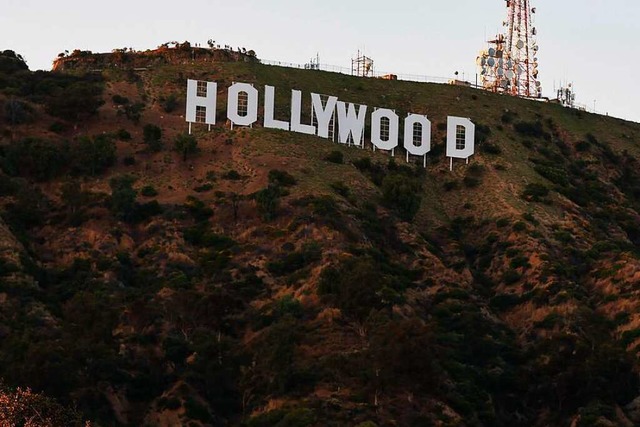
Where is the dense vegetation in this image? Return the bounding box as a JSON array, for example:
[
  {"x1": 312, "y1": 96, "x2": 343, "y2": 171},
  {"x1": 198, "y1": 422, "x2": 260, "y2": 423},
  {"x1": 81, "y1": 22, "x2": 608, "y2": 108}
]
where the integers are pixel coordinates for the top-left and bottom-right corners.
[{"x1": 1, "y1": 48, "x2": 640, "y2": 426}]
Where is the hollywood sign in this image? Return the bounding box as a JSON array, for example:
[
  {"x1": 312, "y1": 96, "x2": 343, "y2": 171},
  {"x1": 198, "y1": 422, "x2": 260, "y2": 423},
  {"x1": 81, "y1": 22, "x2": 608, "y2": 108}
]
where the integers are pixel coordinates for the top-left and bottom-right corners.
[{"x1": 185, "y1": 79, "x2": 475, "y2": 167}]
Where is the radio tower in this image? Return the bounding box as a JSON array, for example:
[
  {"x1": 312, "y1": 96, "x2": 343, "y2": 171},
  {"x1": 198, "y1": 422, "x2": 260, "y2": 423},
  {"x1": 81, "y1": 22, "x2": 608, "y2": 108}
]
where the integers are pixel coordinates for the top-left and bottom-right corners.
[{"x1": 478, "y1": 0, "x2": 541, "y2": 98}]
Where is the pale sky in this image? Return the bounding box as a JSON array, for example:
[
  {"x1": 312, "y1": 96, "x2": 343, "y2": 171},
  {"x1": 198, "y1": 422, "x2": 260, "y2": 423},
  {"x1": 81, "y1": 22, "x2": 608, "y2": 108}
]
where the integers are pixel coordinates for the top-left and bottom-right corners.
[{"x1": 2, "y1": 0, "x2": 638, "y2": 123}]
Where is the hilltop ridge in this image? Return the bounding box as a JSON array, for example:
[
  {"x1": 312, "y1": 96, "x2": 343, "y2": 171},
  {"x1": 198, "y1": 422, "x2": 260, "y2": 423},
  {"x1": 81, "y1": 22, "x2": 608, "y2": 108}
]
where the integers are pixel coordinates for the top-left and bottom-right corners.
[{"x1": 1, "y1": 47, "x2": 640, "y2": 426}]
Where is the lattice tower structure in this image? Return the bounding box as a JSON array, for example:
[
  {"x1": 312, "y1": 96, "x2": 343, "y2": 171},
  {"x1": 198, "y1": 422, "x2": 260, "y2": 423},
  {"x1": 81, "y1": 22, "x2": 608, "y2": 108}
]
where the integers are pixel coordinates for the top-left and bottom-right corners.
[
  {"x1": 478, "y1": 0, "x2": 541, "y2": 98},
  {"x1": 505, "y1": 0, "x2": 541, "y2": 97}
]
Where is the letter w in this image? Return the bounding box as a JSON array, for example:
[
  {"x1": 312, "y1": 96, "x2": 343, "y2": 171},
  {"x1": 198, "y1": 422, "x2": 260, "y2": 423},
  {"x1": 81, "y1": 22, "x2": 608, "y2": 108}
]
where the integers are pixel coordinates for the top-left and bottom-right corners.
[{"x1": 336, "y1": 102, "x2": 367, "y2": 146}]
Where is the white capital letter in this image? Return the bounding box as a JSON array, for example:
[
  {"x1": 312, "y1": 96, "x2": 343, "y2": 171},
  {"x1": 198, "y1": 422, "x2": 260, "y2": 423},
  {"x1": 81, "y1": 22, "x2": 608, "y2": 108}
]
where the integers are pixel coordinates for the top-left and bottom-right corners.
[
  {"x1": 311, "y1": 93, "x2": 337, "y2": 139},
  {"x1": 404, "y1": 114, "x2": 431, "y2": 156},
  {"x1": 264, "y1": 85, "x2": 289, "y2": 130},
  {"x1": 371, "y1": 108, "x2": 399, "y2": 151},
  {"x1": 337, "y1": 101, "x2": 367, "y2": 146},
  {"x1": 186, "y1": 79, "x2": 217, "y2": 125},
  {"x1": 446, "y1": 116, "x2": 476, "y2": 159},
  {"x1": 227, "y1": 82, "x2": 258, "y2": 127},
  {"x1": 290, "y1": 90, "x2": 315, "y2": 135}
]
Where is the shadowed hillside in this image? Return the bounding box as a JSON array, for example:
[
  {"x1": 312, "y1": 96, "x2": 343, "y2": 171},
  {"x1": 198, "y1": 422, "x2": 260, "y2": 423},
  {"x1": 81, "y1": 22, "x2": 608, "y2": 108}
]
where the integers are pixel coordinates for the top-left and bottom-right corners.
[{"x1": 1, "y1": 47, "x2": 640, "y2": 426}]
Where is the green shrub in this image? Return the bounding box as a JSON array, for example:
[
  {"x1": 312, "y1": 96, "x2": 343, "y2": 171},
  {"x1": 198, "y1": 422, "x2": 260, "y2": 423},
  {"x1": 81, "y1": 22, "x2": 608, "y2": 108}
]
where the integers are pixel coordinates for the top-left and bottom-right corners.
[
  {"x1": 267, "y1": 242, "x2": 322, "y2": 276},
  {"x1": 521, "y1": 183, "x2": 549, "y2": 202},
  {"x1": 183, "y1": 225, "x2": 235, "y2": 250},
  {"x1": 124, "y1": 102, "x2": 144, "y2": 124},
  {"x1": 463, "y1": 176, "x2": 481, "y2": 188},
  {"x1": 45, "y1": 81, "x2": 104, "y2": 122},
  {"x1": 268, "y1": 169, "x2": 297, "y2": 187},
  {"x1": 143, "y1": 124, "x2": 162, "y2": 152},
  {"x1": 482, "y1": 142, "x2": 502, "y2": 155},
  {"x1": 140, "y1": 185, "x2": 158, "y2": 197},
  {"x1": 496, "y1": 218, "x2": 510, "y2": 228},
  {"x1": 70, "y1": 134, "x2": 117, "y2": 176},
  {"x1": 175, "y1": 133, "x2": 197, "y2": 161},
  {"x1": 514, "y1": 121, "x2": 548, "y2": 139},
  {"x1": 330, "y1": 181, "x2": 350, "y2": 198},
  {"x1": 501, "y1": 111, "x2": 516, "y2": 124},
  {"x1": 48, "y1": 121, "x2": 68, "y2": 133},
  {"x1": 512, "y1": 221, "x2": 527, "y2": 232},
  {"x1": 502, "y1": 269, "x2": 522, "y2": 285},
  {"x1": 324, "y1": 150, "x2": 344, "y2": 164},
  {"x1": 109, "y1": 175, "x2": 137, "y2": 222},
  {"x1": 222, "y1": 170, "x2": 242, "y2": 180},
  {"x1": 255, "y1": 185, "x2": 282, "y2": 221},
  {"x1": 116, "y1": 128, "x2": 131, "y2": 141},
  {"x1": 184, "y1": 196, "x2": 213, "y2": 221},
  {"x1": 123, "y1": 156, "x2": 135, "y2": 166},
  {"x1": 444, "y1": 180, "x2": 459, "y2": 191},
  {"x1": 193, "y1": 183, "x2": 213, "y2": 193},
  {"x1": 381, "y1": 173, "x2": 422, "y2": 221},
  {"x1": 161, "y1": 93, "x2": 178, "y2": 113},
  {"x1": 112, "y1": 94, "x2": 129, "y2": 105}
]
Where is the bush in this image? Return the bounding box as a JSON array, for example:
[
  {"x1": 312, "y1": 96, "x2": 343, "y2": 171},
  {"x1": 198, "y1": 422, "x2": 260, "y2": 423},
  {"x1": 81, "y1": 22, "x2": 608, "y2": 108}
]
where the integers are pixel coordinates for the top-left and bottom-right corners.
[
  {"x1": 514, "y1": 120, "x2": 549, "y2": 140},
  {"x1": 268, "y1": 169, "x2": 297, "y2": 187},
  {"x1": 324, "y1": 150, "x2": 344, "y2": 164},
  {"x1": 48, "y1": 121, "x2": 68, "y2": 133},
  {"x1": 70, "y1": 135, "x2": 117, "y2": 176},
  {"x1": 318, "y1": 256, "x2": 407, "y2": 320},
  {"x1": 512, "y1": 221, "x2": 527, "y2": 232},
  {"x1": 222, "y1": 170, "x2": 242, "y2": 180},
  {"x1": 502, "y1": 269, "x2": 522, "y2": 285},
  {"x1": 161, "y1": 93, "x2": 178, "y2": 113},
  {"x1": 45, "y1": 81, "x2": 104, "y2": 122},
  {"x1": 143, "y1": 124, "x2": 162, "y2": 151},
  {"x1": 443, "y1": 180, "x2": 459, "y2": 191},
  {"x1": 184, "y1": 196, "x2": 213, "y2": 221},
  {"x1": 140, "y1": 185, "x2": 158, "y2": 197},
  {"x1": 193, "y1": 183, "x2": 213, "y2": 193},
  {"x1": 330, "y1": 181, "x2": 350, "y2": 198},
  {"x1": 175, "y1": 133, "x2": 198, "y2": 161},
  {"x1": 521, "y1": 183, "x2": 550, "y2": 202},
  {"x1": 4, "y1": 99, "x2": 34, "y2": 125},
  {"x1": 381, "y1": 174, "x2": 422, "y2": 221},
  {"x1": 116, "y1": 128, "x2": 131, "y2": 141},
  {"x1": 267, "y1": 242, "x2": 322, "y2": 276},
  {"x1": 501, "y1": 111, "x2": 516, "y2": 124},
  {"x1": 255, "y1": 185, "x2": 282, "y2": 221},
  {"x1": 109, "y1": 175, "x2": 137, "y2": 222},
  {"x1": 123, "y1": 102, "x2": 144, "y2": 123},
  {"x1": 112, "y1": 94, "x2": 129, "y2": 105},
  {"x1": 3, "y1": 137, "x2": 66, "y2": 181},
  {"x1": 463, "y1": 176, "x2": 481, "y2": 188},
  {"x1": 482, "y1": 142, "x2": 502, "y2": 155},
  {"x1": 123, "y1": 156, "x2": 135, "y2": 166}
]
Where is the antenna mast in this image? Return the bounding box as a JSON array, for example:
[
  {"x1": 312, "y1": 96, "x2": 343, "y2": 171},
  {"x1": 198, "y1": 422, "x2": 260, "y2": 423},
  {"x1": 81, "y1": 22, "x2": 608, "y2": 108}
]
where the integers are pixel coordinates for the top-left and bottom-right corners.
[{"x1": 478, "y1": 0, "x2": 541, "y2": 98}]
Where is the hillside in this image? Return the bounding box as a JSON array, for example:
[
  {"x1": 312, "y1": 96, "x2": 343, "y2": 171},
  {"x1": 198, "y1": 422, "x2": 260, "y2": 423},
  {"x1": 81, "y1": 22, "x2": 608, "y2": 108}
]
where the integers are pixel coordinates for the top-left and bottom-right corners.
[{"x1": 1, "y1": 47, "x2": 640, "y2": 426}]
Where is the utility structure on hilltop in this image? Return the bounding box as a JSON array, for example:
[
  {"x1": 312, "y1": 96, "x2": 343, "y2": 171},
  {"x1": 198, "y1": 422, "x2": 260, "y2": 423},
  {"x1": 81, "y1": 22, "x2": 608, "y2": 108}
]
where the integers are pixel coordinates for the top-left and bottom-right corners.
[{"x1": 477, "y1": 0, "x2": 541, "y2": 98}]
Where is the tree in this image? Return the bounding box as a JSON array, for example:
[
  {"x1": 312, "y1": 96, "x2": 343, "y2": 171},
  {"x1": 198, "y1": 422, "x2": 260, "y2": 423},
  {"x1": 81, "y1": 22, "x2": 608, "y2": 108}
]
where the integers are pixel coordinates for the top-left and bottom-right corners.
[
  {"x1": 4, "y1": 99, "x2": 33, "y2": 125},
  {"x1": 71, "y1": 135, "x2": 116, "y2": 176},
  {"x1": 61, "y1": 179, "x2": 90, "y2": 225},
  {"x1": 4, "y1": 138, "x2": 65, "y2": 181},
  {"x1": 0, "y1": 50, "x2": 28, "y2": 73},
  {"x1": 161, "y1": 94, "x2": 178, "y2": 113},
  {"x1": 109, "y1": 175, "x2": 137, "y2": 222},
  {"x1": 255, "y1": 185, "x2": 281, "y2": 221},
  {"x1": 45, "y1": 81, "x2": 104, "y2": 124},
  {"x1": 143, "y1": 124, "x2": 163, "y2": 152},
  {"x1": 175, "y1": 133, "x2": 198, "y2": 161},
  {"x1": 381, "y1": 174, "x2": 422, "y2": 221}
]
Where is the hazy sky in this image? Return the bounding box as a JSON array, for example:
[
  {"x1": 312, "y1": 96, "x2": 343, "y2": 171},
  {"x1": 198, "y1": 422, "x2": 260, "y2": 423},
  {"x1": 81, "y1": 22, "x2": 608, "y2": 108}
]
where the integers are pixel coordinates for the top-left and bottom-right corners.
[{"x1": 2, "y1": 0, "x2": 638, "y2": 123}]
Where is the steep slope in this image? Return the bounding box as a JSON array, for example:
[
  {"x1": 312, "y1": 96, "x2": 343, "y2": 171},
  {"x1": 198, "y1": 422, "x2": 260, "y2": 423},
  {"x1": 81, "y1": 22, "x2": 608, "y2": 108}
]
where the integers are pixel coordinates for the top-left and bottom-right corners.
[{"x1": 1, "y1": 47, "x2": 640, "y2": 426}]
